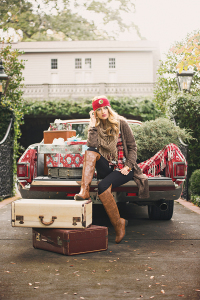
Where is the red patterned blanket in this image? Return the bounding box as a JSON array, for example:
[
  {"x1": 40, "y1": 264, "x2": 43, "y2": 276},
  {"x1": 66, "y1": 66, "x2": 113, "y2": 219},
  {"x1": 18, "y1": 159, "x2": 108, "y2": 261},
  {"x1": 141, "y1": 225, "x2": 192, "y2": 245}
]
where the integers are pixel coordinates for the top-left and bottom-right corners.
[{"x1": 138, "y1": 143, "x2": 187, "y2": 185}]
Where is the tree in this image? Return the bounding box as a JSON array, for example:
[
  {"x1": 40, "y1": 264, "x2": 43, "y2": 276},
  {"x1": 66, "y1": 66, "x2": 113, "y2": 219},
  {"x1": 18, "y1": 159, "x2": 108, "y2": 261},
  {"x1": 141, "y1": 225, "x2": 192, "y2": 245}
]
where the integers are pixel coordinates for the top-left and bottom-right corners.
[
  {"x1": 171, "y1": 31, "x2": 200, "y2": 73},
  {"x1": 0, "y1": 0, "x2": 141, "y2": 41},
  {"x1": 0, "y1": 0, "x2": 42, "y2": 40},
  {"x1": 154, "y1": 30, "x2": 200, "y2": 113},
  {"x1": 42, "y1": 10, "x2": 105, "y2": 41}
]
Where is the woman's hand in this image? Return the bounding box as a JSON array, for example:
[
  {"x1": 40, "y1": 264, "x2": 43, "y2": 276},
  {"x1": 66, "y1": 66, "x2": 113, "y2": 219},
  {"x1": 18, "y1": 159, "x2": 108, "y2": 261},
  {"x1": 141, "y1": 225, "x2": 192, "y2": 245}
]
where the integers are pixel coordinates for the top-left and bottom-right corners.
[
  {"x1": 120, "y1": 166, "x2": 131, "y2": 176},
  {"x1": 89, "y1": 110, "x2": 96, "y2": 127}
]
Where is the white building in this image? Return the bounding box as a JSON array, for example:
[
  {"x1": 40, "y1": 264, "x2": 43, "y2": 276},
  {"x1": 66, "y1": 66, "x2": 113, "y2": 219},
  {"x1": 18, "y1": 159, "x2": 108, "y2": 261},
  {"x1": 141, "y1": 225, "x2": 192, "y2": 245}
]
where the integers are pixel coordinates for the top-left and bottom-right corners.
[{"x1": 12, "y1": 40, "x2": 160, "y2": 99}]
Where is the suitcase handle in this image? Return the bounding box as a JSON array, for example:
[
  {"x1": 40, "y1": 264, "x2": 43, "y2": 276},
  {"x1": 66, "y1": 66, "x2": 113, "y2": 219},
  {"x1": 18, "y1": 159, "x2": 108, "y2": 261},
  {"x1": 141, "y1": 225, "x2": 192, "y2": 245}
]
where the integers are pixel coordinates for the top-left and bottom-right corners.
[{"x1": 39, "y1": 215, "x2": 57, "y2": 226}]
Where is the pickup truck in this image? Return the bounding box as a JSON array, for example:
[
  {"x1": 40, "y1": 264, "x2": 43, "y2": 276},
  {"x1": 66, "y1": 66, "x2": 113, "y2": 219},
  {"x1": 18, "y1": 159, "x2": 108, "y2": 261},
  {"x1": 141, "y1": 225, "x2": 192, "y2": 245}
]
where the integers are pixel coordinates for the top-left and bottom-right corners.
[{"x1": 17, "y1": 119, "x2": 187, "y2": 221}]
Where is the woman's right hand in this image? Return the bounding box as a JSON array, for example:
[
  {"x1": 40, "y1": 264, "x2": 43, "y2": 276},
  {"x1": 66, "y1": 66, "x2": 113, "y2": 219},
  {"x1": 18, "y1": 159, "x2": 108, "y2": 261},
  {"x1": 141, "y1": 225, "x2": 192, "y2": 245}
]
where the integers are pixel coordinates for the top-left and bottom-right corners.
[{"x1": 89, "y1": 110, "x2": 96, "y2": 127}]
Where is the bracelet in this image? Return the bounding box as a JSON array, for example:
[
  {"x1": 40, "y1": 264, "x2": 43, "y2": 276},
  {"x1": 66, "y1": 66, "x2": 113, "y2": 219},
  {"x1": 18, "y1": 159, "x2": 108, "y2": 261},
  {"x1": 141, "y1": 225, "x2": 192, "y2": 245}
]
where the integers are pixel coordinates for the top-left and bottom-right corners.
[{"x1": 125, "y1": 166, "x2": 132, "y2": 172}]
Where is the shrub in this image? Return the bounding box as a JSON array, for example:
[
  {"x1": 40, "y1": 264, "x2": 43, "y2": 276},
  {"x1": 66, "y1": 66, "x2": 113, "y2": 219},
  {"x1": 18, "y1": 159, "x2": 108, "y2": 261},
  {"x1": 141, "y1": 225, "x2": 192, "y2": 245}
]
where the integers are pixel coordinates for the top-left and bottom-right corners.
[
  {"x1": 189, "y1": 169, "x2": 200, "y2": 196},
  {"x1": 190, "y1": 195, "x2": 200, "y2": 208},
  {"x1": 167, "y1": 94, "x2": 200, "y2": 177},
  {"x1": 0, "y1": 44, "x2": 25, "y2": 195},
  {"x1": 130, "y1": 117, "x2": 192, "y2": 162},
  {"x1": 0, "y1": 105, "x2": 13, "y2": 141}
]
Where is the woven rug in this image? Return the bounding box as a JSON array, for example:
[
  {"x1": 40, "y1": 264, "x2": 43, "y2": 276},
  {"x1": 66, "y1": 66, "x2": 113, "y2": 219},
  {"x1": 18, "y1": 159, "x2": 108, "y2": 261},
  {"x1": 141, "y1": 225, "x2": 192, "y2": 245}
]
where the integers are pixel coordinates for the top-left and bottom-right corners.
[{"x1": 138, "y1": 143, "x2": 187, "y2": 185}]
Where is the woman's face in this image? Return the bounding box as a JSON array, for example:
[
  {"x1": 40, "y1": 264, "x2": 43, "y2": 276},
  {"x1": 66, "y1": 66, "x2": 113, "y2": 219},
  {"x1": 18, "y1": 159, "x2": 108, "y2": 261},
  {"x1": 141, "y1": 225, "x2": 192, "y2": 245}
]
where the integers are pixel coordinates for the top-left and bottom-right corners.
[{"x1": 96, "y1": 106, "x2": 109, "y2": 120}]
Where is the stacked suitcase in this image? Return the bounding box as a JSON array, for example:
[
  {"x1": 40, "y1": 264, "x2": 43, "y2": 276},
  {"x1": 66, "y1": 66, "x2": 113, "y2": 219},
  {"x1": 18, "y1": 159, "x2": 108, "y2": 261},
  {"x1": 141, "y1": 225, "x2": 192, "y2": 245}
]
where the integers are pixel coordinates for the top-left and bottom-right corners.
[
  {"x1": 12, "y1": 125, "x2": 108, "y2": 255},
  {"x1": 12, "y1": 199, "x2": 108, "y2": 255}
]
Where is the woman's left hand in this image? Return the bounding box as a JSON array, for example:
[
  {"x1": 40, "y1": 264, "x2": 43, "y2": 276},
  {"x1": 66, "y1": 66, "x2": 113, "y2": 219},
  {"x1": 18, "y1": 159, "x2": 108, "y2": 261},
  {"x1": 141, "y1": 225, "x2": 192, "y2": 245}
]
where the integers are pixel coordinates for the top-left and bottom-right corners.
[{"x1": 120, "y1": 166, "x2": 130, "y2": 175}]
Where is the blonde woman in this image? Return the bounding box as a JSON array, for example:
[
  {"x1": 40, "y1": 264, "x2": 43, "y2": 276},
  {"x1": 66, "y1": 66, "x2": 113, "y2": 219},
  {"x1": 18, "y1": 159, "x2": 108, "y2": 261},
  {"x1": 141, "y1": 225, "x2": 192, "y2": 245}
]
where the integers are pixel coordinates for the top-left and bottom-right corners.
[{"x1": 75, "y1": 96, "x2": 148, "y2": 244}]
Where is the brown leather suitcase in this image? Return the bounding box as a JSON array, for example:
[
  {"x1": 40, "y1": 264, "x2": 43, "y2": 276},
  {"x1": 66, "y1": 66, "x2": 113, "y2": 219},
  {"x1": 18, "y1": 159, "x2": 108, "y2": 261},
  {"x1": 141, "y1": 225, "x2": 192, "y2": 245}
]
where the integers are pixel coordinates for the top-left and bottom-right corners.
[
  {"x1": 43, "y1": 130, "x2": 76, "y2": 144},
  {"x1": 32, "y1": 225, "x2": 108, "y2": 255}
]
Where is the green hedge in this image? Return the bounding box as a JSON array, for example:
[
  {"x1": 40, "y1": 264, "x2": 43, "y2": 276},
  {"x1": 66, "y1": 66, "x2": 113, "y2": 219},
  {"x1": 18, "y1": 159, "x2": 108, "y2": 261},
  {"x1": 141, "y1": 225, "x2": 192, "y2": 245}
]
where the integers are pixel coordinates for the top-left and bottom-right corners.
[
  {"x1": 167, "y1": 94, "x2": 200, "y2": 177},
  {"x1": 1, "y1": 44, "x2": 25, "y2": 196},
  {"x1": 190, "y1": 195, "x2": 200, "y2": 208},
  {"x1": 189, "y1": 169, "x2": 200, "y2": 196},
  {"x1": 22, "y1": 96, "x2": 163, "y2": 121},
  {"x1": 0, "y1": 105, "x2": 13, "y2": 141},
  {"x1": 187, "y1": 169, "x2": 200, "y2": 205}
]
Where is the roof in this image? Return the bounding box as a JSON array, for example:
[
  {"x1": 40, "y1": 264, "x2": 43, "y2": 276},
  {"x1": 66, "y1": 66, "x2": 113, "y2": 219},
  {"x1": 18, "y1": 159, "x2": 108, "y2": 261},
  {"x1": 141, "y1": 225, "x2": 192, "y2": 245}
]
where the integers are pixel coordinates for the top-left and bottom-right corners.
[{"x1": 8, "y1": 40, "x2": 160, "y2": 53}]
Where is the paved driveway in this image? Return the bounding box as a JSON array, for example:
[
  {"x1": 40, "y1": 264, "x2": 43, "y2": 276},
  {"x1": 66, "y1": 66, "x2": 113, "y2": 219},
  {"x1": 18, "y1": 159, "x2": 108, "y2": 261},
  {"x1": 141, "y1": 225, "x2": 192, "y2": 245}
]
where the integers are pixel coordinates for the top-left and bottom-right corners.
[{"x1": 0, "y1": 201, "x2": 200, "y2": 300}]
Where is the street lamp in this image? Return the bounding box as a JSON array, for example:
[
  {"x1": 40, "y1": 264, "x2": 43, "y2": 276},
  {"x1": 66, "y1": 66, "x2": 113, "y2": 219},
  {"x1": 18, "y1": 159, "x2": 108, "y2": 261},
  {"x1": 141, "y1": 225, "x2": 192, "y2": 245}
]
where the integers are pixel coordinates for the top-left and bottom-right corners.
[
  {"x1": 176, "y1": 70, "x2": 194, "y2": 92},
  {"x1": 0, "y1": 59, "x2": 9, "y2": 100}
]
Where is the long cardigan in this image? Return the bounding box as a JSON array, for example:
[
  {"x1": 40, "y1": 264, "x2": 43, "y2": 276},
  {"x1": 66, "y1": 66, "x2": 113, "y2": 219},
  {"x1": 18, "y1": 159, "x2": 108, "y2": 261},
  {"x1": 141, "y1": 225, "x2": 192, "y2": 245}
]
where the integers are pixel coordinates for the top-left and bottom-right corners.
[{"x1": 87, "y1": 119, "x2": 149, "y2": 199}]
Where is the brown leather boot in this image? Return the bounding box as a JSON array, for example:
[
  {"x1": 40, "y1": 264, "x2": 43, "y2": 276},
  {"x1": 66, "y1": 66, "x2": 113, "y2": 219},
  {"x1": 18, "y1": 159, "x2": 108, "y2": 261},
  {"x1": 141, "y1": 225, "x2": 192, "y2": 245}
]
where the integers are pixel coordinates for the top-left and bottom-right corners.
[
  {"x1": 75, "y1": 151, "x2": 100, "y2": 200},
  {"x1": 98, "y1": 185, "x2": 128, "y2": 243}
]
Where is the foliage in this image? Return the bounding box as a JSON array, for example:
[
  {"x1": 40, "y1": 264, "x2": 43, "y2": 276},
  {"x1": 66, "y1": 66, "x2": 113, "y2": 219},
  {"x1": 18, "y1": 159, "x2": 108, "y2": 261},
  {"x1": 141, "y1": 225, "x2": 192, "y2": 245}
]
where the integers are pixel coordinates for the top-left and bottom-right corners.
[
  {"x1": 109, "y1": 97, "x2": 163, "y2": 121},
  {"x1": 0, "y1": 0, "x2": 141, "y2": 42},
  {"x1": 167, "y1": 94, "x2": 200, "y2": 177},
  {"x1": 171, "y1": 31, "x2": 200, "y2": 73},
  {"x1": 22, "y1": 96, "x2": 162, "y2": 122},
  {"x1": 130, "y1": 117, "x2": 192, "y2": 162},
  {"x1": 0, "y1": 44, "x2": 25, "y2": 192},
  {"x1": 42, "y1": 10, "x2": 102, "y2": 41},
  {"x1": 1, "y1": 0, "x2": 43, "y2": 40},
  {"x1": 190, "y1": 195, "x2": 200, "y2": 208},
  {"x1": 189, "y1": 169, "x2": 200, "y2": 196},
  {"x1": 0, "y1": 105, "x2": 13, "y2": 141},
  {"x1": 154, "y1": 30, "x2": 200, "y2": 113}
]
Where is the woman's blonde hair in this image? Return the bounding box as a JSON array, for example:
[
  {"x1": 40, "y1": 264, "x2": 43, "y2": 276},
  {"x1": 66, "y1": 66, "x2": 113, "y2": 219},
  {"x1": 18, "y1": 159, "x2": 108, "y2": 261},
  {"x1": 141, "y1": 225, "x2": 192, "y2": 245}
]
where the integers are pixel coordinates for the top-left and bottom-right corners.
[{"x1": 91, "y1": 95, "x2": 126, "y2": 137}]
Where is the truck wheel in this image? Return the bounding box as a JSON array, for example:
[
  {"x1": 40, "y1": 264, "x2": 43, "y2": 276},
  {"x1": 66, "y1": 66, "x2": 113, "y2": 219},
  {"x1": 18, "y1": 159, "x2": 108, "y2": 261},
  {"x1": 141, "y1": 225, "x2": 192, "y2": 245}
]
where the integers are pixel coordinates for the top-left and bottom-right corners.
[{"x1": 148, "y1": 200, "x2": 174, "y2": 220}]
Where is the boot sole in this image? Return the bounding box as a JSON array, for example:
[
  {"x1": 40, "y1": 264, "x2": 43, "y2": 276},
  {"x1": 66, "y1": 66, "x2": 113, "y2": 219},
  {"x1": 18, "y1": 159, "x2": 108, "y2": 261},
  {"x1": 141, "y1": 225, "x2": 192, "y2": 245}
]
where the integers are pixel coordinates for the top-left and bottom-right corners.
[
  {"x1": 74, "y1": 195, "x2": 90, "y2": 201},
  {"x1": 115, "y1": 219, "x2": 128, "y2": 244}
]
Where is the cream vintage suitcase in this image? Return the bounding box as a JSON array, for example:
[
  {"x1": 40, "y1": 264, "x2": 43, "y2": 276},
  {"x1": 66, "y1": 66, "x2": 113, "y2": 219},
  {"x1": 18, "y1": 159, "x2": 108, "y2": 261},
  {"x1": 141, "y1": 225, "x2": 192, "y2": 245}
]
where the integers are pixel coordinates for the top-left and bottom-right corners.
[{"x1": 11, "y1": 199, "x2": 92, "y2": 228}]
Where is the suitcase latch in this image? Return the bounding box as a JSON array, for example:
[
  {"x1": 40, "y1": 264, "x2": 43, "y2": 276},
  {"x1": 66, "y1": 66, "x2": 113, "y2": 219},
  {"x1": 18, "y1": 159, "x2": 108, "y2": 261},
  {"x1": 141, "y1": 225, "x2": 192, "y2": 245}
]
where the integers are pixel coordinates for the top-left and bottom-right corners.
[
  {"x1": 16, "y1": 215, "x2": 24, "y2": 224},
  {"x1": 57, "y1": 236, "x2": 63, "y2": 246},
  {"x1": 36, "y1": 233, "x2": 41, "y2": 241},
  {"x1": 73, "y1": 217, "x2": 81, "y2": 226}
]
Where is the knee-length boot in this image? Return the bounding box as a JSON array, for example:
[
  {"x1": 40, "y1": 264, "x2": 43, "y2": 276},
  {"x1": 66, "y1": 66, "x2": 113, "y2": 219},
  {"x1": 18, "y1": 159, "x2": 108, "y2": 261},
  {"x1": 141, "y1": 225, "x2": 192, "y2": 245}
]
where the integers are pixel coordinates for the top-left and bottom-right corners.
[
  {"x1": 75, "y1": 151, "x2": 101, "y2": 200},
  {"x1": 98, "y1": 185, "x2": 128, "y2": 244}
]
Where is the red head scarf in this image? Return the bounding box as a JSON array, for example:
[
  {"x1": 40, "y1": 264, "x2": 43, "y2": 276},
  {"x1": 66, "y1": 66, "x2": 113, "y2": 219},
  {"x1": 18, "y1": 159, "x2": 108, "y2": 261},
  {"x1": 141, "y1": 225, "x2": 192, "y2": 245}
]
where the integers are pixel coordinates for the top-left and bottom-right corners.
[{"x1": 92, "y1": 97, "x2": 111, "y2": 111}]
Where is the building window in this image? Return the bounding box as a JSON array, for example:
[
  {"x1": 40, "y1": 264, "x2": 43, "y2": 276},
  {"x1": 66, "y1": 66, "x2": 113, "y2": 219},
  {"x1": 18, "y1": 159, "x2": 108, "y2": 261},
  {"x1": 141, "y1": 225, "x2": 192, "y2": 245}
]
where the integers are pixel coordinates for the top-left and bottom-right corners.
[
  {"x1": 85, "y1": 58, "x2": 91, "y2": 69},
  {"x1": 109, "y1": 58, "x2": 116, "y2": 69},
  {"x1": 75, "y1": 58, "x2": 82, "y2": 69},
  {"x1": 51, "y1": 59, "x2": 58, "y2": 69}
]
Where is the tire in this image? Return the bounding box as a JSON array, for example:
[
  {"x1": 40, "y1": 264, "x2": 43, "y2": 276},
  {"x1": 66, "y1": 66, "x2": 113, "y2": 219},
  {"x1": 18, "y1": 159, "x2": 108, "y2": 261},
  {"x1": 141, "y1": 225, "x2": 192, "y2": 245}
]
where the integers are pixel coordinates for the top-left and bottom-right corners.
[{"x1": 148, "y1": 200, "x2": 174, "y2": 220}]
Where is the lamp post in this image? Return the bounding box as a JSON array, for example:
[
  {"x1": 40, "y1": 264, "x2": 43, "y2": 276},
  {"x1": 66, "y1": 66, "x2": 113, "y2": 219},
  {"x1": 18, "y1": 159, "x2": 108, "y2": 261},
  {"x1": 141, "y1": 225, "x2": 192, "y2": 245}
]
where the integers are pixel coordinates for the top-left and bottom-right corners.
[
  {"x1": 0, "y1": 59, "x2": 9, "y2": 101},
  {"x1": 176, "y1": 70, "x2": 194, "y2": 92}
]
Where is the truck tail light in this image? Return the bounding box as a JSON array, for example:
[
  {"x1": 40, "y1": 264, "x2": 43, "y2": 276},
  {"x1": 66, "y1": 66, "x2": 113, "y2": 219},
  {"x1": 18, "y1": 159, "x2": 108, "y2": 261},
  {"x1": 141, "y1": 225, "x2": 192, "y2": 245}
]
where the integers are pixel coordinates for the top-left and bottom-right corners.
[
  {"x1": 126, "y1": 193, "x2": 137, "y2": 197},
  {"x1": 173, "y1": 162, "x2": 186, "y2": 179},
  {"x1": 17, "y1": 163, "x2": 30, "y2": 179},
  {"x1": 66, "y1": 193, "x2": 76, "y2": 197}
]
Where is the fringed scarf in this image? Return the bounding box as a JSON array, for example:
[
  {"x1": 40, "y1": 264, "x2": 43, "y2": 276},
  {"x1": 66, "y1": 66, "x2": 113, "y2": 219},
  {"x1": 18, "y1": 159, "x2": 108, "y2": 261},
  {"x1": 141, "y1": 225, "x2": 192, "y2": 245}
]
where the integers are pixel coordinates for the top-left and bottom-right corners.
[{"x1": 98, "y1": 121, "x2": 119, "y2": 163}]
